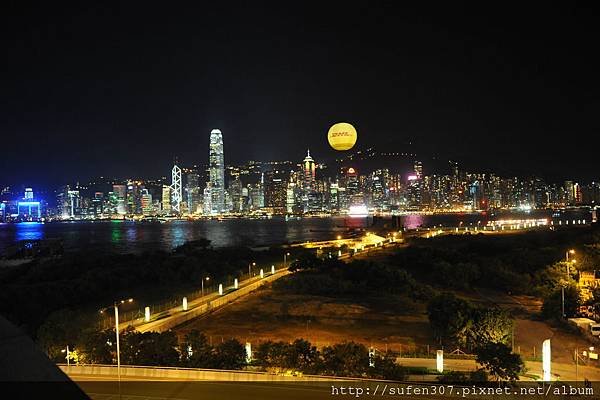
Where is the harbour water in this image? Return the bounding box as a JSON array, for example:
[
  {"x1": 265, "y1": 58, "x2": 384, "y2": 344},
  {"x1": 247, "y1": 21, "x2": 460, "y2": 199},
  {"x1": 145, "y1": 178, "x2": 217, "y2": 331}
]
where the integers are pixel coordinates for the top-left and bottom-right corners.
[{"x1": 0, "y1": 209, "x2": 592, "y2": 255}]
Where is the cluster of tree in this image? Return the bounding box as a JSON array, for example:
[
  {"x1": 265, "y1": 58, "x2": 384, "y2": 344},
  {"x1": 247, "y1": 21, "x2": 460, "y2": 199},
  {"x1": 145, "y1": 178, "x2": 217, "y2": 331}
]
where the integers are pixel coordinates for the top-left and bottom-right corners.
[
  {"x1": 255, "y1": 339, "x2": 405, "y2": 380},
  {"x1": 0, "y1": 239, "x2": 285, "y2": 336},
  {"x1": 427, "y1": 293, "x2": 524, "y2": 381},
  {"x1": 46, "y1": 328, "x2": 247, "y2": 370},
  {"x1": 542, "y1": 284, "x2": 581, "y2": 320},
  {"x1": 281, "y1": 254, "x2": 433, "y2": 301},
  {"x1": 44, "y1": 327, "x2": 406, "y2": 380},
  {"x1": 427, "y1": 293, "x2": 513, "y2": 351},
  {"x1": 392, "y1": 227, "x2": 600, "y2": 296}
]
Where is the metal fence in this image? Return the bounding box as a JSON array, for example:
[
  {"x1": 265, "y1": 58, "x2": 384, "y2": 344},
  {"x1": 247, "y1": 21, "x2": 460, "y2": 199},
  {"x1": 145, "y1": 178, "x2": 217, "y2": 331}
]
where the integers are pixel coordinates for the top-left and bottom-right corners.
[{"x1": 99, "y1": 268, "x2": 278, "y2": 329}]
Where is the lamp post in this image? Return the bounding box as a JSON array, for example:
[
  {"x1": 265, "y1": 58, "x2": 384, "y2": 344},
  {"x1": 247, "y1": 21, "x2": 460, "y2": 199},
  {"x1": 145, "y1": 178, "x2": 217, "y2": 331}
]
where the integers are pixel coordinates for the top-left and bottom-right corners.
[
  {"x1": 565, "y1": 249, "x2": 576, "y2": 278},
  {"x1": 562, "y1": 286, "x2": 566, "y2": 318},
  {"x1": 201, "y1": 276, "x2": 210, "y2": 297},
  {"x1": 100, "y1": 297, "x2": 132, "y2": 399},
  {"x1": 248, "y1": 262, "x2": 256, "y2": 278},
  {"x1": 284, "y1": 252, "x2": 290, "y2": 269},
  {"x1": 566, "y1": 249, "x2": 575, "y2": 262},
  {"x1": 61, "y1": 345, "x2": 70, "y2": 366},
  {"x1": 114, "y1": 302, "x2": 121, "y2": 384}
]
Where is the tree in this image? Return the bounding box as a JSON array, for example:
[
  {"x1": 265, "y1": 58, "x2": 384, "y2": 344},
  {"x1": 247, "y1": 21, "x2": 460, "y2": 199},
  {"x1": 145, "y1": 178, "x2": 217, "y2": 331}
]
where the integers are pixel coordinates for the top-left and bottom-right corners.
[
  {"x1": 542, "y1": 285, "x2": 581, "y2": 319},
  {"x1": 180, "y1": 330, "x2": 214, "y2": 368},
  {"x1": 255, "y1": 341, "x2": 291, "y2": 369},
  {"x1": 427, "y1": 293, "x2": 473, "y2": 348},
  {"x1": 475, "y1": 342, "x2": 523, "y2": 381},
  {"x1": 288, "y1": 339, "x2": 319, "y2": 373},
  {"x1": 533, "y1": 262, "x2": 575, "y2": 297},
  {"x1": 289, "y1": 252, "x2": 322, "y2": 271},
  {"x1": 36, "y1": 308, "x2": 92, "y2": 361},
  {"x1": 321, "y1": 342, "x2": 369, "y2": 377},
  {"x1": 78, "y1": 328, "x2": 115, "y2": 364},
  {"x1": 469, "y1": 308, "x2": 513, "y2": 349},
  {"x1": 119, "y1": 329, "x2": 180, "y2": 366},
  {"x1": 370, "y1": 351, "x2": 407, "y2": 381},
  {"x1": 140, "y1": 331, "x2": 180, "y2": 366},
  {"x1": 212, "y1": 338, "x2": 246, "y2": 370}
]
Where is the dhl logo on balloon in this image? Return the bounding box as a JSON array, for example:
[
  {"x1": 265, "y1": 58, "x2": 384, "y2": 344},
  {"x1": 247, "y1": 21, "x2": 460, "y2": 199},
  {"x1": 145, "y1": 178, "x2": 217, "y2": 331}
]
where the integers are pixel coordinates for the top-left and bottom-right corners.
[{"x1": 327, "y1": 122, "x2": 357, "y2": 151}]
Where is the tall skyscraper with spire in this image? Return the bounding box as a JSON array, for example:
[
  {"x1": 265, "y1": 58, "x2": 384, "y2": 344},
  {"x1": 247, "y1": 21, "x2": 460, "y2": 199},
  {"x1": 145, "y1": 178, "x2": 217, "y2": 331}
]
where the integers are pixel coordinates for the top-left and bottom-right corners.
[
  {"x1": 209, "y1": 129, "x2": 225, "y2": 214},
  {"x1": 302, "y1": 149, "x2": 318, "y2": 213},
  {"x1": 303, "y1": 149, "x2": 315, "y2": 192}
]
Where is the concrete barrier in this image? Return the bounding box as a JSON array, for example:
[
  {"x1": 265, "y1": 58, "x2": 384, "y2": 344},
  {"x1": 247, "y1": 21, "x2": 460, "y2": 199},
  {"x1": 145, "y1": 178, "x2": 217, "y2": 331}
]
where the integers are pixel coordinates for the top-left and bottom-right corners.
[{"x1": 59, "y1": 364, "x2": 360, "y2": 382}]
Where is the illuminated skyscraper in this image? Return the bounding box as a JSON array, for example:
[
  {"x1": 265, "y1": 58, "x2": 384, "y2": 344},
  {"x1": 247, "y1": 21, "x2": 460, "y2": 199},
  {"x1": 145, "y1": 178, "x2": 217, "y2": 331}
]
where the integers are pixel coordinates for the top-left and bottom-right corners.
[
  {"x1": 112, "y1": 184, "x2": 127, "y2": 215},
  {"x1": 414, "y1": 161, "x2": 423, "y2": 179},
  {"x1": 161, "y1": 185, "x2": 171, "y2": 212},
  {"x1": 302, "y1": 150, "x2": 315, "y2": 192},
  {"x1": 229, "y1": 175, "x2": 243, "y2": 213},
  {"x1": 141, "y1": 189, "x2": 153, "y2": 215},
  {"x1": 171, "y1": 160, "x2": 182, "y2": 213},
  {"x1": 209, "y1": 129, "x2": 225, "y2": 214},
  {"x1": 186, "y1": 170, "x2": 200, "y2": 214}
]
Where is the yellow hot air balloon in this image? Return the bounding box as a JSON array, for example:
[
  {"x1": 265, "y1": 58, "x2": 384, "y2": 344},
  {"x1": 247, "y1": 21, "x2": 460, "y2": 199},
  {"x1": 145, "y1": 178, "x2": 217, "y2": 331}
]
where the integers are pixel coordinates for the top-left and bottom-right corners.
[{"x1": 327, "y1": 122, "x2": 357, "y2": 151}]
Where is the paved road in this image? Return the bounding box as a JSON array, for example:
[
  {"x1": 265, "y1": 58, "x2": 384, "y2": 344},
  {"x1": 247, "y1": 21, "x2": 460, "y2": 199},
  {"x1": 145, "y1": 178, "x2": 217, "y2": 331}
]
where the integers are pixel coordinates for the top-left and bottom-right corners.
[
  {"x1": 396, "y1": 357, "x2": 600, "y2": 381},
  {"x1": 74, "y1": 379, "x2": 339, "y2": 400},
  {"x1": 121, "y1": 267, "x2": 289, "y2": 333}
]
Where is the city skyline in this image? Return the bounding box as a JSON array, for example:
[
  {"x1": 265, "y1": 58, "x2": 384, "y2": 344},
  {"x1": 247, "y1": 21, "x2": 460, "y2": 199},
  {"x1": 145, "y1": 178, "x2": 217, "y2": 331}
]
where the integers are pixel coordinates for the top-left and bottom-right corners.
[{"x1": 2, "y1": 128, "x2": 599, "y2": 222}]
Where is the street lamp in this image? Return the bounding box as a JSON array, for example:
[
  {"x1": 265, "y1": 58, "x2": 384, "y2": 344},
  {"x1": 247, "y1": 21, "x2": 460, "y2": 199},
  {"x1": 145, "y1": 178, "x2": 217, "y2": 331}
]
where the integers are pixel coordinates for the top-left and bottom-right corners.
[
  {"x1": 284, "y1": 252, "x2": 290, "y2": 269},
  {"x1": 61, "y1": 345, "x2": 70, "y2": 367},
  {"x1": 248, "y1": 262, "x2": 256, "y2": 277},
  {"x1": 201, "y1": 276, "x2": 210, "y2": 297},
  {"x1": 99, "y1": 297, "x2": 133, "y2": 395},
  {"x1": 565, "y1": 249, "x2": 576, "y2": 278}
]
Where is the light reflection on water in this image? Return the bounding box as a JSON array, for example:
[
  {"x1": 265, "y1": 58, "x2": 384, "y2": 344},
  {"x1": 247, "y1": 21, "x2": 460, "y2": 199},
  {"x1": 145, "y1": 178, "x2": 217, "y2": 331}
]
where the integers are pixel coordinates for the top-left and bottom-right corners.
[
  {"x1": 14, "y1": 222, "x2": 45, "y2": 242},
  {"x1": 0, "y1": 210, "x2": 590, "y2": 255}
]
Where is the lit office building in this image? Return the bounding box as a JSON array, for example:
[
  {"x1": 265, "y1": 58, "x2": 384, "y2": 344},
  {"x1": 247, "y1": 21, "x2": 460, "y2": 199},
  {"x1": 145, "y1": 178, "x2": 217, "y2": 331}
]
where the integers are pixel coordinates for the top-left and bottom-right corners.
[
  {"x1": 171, "y1": 161, "x2": 182, "y2": 213},
  {"x1": 161, "y1": 185, "x2": 171, "y2": 213},
  {"x1": 228, "y1": 175, "x2": 243, "y2": 213},
  {"x1": 17, "y1": 188, "x2": 42, "y2": 220},
  {"x1": 141, "y1": 189, "x2": 153, "y2": 215},
  {"x1": 209, "y1": 129, "x2": 225, "y2": 214},
  {"x1": 203, "y1": 185, "x2": 212, "y2": 215},
  {"x1": 302, "y1": 150, "x2": 316, "y2": 192},
  {"x1": 186, "y1": 171, "x2": 200, "y2": 214},
  {"x1": 112, "y1": 184, "x2": 127, "y2": 215}
]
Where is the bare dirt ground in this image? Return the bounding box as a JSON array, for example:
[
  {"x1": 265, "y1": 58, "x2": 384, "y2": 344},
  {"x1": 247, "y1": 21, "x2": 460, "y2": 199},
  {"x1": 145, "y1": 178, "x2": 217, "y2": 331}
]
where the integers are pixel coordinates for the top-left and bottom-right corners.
[
  {"x1": 176, "y1": 280, "x2": 599, "y2": 372},
  {"x1": 176, "y1": 285, "x2": 434, "y2": 353}
]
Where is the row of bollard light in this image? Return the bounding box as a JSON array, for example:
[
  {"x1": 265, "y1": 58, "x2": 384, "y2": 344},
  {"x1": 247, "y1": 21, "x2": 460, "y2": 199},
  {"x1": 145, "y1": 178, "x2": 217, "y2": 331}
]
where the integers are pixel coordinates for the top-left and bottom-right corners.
[{"x1": 142, "y1": 264, "x2": 278, "y2": 323}]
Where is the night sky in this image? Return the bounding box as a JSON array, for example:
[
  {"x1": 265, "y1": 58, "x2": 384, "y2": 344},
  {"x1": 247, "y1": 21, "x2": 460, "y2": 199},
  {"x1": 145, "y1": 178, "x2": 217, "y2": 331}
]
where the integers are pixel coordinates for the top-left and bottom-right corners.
[{"x1": 2, "y1": 2, "x2": 599, "y2": 187}]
